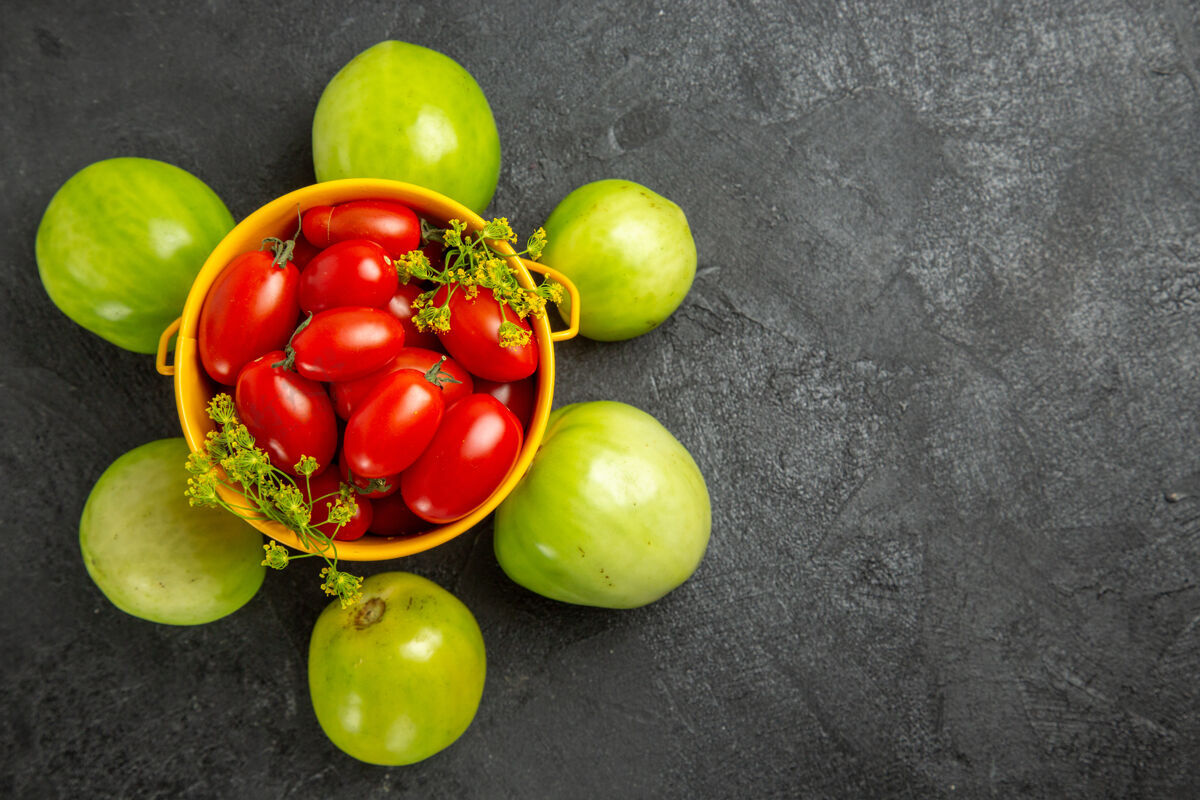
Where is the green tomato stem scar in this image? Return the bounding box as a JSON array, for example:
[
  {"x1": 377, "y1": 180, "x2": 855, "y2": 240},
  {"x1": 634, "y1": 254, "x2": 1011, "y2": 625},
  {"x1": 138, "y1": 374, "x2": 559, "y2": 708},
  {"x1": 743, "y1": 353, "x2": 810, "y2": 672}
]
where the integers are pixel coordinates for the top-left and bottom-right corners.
[{"x1": 353, "y1": 597, "x2": 386, "y2": 629}]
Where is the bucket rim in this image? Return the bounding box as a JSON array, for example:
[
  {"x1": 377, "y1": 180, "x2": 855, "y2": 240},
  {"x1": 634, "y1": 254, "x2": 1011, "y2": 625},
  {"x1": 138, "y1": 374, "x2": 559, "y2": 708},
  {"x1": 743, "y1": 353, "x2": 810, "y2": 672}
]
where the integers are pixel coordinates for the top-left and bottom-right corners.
[{"x1": 174, "y1": 178, "x2": 558, "y2": 561}]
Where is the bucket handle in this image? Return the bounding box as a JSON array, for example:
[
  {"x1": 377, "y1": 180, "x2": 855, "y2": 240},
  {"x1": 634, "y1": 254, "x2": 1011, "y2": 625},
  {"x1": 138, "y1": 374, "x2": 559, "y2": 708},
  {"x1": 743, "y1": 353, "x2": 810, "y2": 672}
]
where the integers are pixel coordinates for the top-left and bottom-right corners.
[
  {"x1": 156, "y1": 316, "x2": 181, "y2": 376},
  {"x1": 520, "y1": 259, "x2": 580, "y2": 342}
]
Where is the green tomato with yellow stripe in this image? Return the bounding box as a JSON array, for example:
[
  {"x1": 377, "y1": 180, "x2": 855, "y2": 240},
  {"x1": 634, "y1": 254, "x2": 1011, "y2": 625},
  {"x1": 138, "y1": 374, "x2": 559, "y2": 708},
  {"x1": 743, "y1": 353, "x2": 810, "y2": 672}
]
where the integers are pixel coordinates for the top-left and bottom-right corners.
[
  {"x1": 36, "y1": 157, "x2": 233, "y2": 353},
  {"x1": 494, "y1": 401, "x2": 711, "y2": 608},
  {"x1": 308, "y1": 572, "x2": 486, "y2": 766},
  {"x1": 540, "y1": 179, "x2": 697, "y2": 341},
  {"x1": 312, "y1": 41, "x2": 501, "y2": 215},
  {"x1": 80, "y1": 438, "x2": 265, "y2": 625}
]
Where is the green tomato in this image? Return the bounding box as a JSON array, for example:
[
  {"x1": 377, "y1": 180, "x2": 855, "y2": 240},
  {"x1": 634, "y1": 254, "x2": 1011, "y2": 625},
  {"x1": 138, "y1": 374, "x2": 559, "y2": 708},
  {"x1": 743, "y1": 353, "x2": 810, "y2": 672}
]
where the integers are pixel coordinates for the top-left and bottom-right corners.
[
  {"x1": 540, "y1": 179, "x2": 697, "y2": 341},
  {"x1": 36, "y1": 158, "x2": 234, "y2": 353},
  {"x1": 494, "y1": 401, "x2": 711, "y2": 608},
  {"x1": 312, "y1": 40, "x2": 501, "y2": 215},
  {"x1": 308, "y1": 572, "x2": 486, "y2": 766},
  {"x1": 79, "y1": 438, "x2": 265, "y2": 625}
]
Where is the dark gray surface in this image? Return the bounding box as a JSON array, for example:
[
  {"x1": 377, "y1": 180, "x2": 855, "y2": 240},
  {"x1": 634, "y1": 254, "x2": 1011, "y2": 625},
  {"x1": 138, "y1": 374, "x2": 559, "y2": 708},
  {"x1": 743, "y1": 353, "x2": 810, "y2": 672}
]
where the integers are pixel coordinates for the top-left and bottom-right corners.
[{"x1": 3, "y1": 0, "x2": 1200, "y2": 797}]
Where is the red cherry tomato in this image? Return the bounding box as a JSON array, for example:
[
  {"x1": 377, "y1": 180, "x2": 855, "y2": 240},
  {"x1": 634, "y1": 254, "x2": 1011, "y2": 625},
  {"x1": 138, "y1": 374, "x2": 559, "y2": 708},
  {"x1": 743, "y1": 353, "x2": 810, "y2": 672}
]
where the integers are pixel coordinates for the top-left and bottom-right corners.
[
  {"x1": 412, "y1": 242, "x2": 446, "y2": 320},
  {"x1": 387, "y1": 282, "x2": 442, "y2": 350},
  {"x1": 421, "y1": 241, "x2": 445, "y2": 267},
  {"x1": 433, "y1": 285, "x2": 538, "y2": 382},
  {"x1": 342, "y1": 370, "x2": 446, "y2": 479},
  {"x1": 198, "y1": 245, "x2": 300, "y2": 384},
  {"x1": 330, "y1": 348, "x2": 474, "y2": 420},
  {"x1": 401, "y1": 394, "x2": 523, "y2": 524},
  {"x1": 290, "y1": 235, "x2": 322, "y2": 270},
  {"x1": 338, "y1": 455, "x2": 399, "y2": 499},
  {"x1": 290, "y1": 307, "x2": 405, "y2": 382},
  {"x1": 298, "y1": 239, "x2": 398, "y2": 313},
  {"x1": 473, "y1": 377, "x2": 535, "y2": 430},
  {"x1": 368, "y1": 491, "x2": 428, "y2": 537},
  {"x1": 301, "y1": 470, "x2": 372, "y2": 541},
  {"x1": 301, "y1": 200, "x2": 420, "y2": 259},
  {"x1": 234, "y1": 351, "x2": 337, "y2": 476}
]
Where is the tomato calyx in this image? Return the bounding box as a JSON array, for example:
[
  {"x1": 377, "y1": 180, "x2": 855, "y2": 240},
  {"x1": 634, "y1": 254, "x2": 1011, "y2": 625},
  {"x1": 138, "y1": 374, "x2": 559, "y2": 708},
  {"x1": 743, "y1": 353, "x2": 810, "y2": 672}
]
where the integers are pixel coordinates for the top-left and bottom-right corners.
[
  {"x1": 261, "y1": 208, "x2": 304, "y2": 270},
  {"x1": 345, "y1": 466, "x2": 395, "y2": 496},
  {"x1": 260, "y1": 235, "x2": 296, "y2": 269},
  {"x1": 423, "y1": 355, "x2": 462, "y2": 389},
  {"x1": 272, "y1": 312, "x2": 314, "y2": 371}
]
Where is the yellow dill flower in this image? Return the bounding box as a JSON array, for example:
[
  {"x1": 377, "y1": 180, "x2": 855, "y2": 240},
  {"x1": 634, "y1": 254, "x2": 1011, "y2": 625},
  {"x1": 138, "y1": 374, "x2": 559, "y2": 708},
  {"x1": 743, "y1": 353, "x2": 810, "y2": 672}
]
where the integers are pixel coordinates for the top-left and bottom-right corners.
[
  {"x1": 483, "y1": 257, "x2": 509, "y2": 285},
  {"x1": 185, "y1": 451, "x2": 213, "y2": 475},
  {"x1": 207, "y1": 394, "x2": 237, "y2": 424},
  {"x1": 261, "y1": 541, "x2": 291, "y2": 569},
  {"x1": 508, "y1": 292, "x2": 532, "y2": 316},
  {"x1": 321, "y1": 567, "x2": 364, "y2": 608},
  {"x1": 223, "y1": 446, "x2": 272, "y2": 484},
  {"x1": 397, "y1": 250, "x2": 432, "y2": 280},
  {"x1": 526, "y1": 227, "x2": 547, "y2": 260},
  {"x1": 229, "y1": 424, "x2": 257, "y2": 452},
  {"x1": 272, "y1": 484, "x2": 306, "y2": 519},
  {"x1": 294, "y1": 455, "x2": 319, "y2": 477},
  {"x1": 185, "y1": 473, "x2": 219, "y2": 507},
  {"x1": 498, "y1": 320, "x2": 532, "y2": 348},
  {"x1": 442, "y1": 219, "x2": 466, "y2": 249},
  {"x1": 482, "y1": 217, "x2": 515, "y2": 242},
  {"x1": 523, "y1": 294, "x2": 547, "y2": 318},
  {"x1": 326, "y1": 492, "x2": 357, "y2": 528},
  {"x1": 419, "y1": 304, "x2": 453, "y2": 334},
  {"x1": 410, "y1": 289, "x2": 435, "y2": 311}
]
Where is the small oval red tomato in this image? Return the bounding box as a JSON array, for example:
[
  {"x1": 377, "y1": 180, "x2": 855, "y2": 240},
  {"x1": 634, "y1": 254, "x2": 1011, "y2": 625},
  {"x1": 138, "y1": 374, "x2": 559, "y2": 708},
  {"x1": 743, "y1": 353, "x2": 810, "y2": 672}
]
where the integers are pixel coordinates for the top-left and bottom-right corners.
[
  {"x1": 302, "y1": 470, "x2": 372, "y2": 541},
  {"x1": 199, "y1": 245, "x2": 300, "y2": 384},
  {"x1": 343, "y1": 370, "x2": 445, "y2": 479},
  {"x1": 338, "y1": 455, "x2": 399, "y2": 499},
  {"x1": 331, "y1": 348, "x2": 474, "y2": 420},
  {"x1": 401, "y1": 394, "x2": 523, "y2": 524},
  {"x1": 387, "y1": 282, "x2": 442, "y2": 350},
  {"x1": 290, "y1": 235, "x2": 322, "y2": 270},
  {"x1": 301, "y1": 200, "x2": 420, "y2": 259},
  {"x1": 421, "y1": 241, "x2": 445, "y2": 267},
  {"x1": 298, "y1": 239, "x2": 398, "y2": 313},
  {"x1": 234, "y1": 351, "x2": 337, "y2": 476},
  {"x1": 473, "y1": 377, "x2": 535, "y2": 430},
  {"x1": 434, "y1": 286, "x2": 538, "y2": 382},
  {"x1": 290, "y1": 307, "x2": 405, "y2": 382},
  {"x1": 368, "y1": 492, "x2": 429, "y2": 537}
]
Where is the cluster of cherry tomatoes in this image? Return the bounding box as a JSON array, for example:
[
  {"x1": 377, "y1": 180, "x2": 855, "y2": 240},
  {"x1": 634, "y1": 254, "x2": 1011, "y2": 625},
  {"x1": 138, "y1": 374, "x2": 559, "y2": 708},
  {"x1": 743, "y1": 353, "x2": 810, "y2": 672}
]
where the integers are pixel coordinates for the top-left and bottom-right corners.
[{"x1": 196, "y1": 199, "x2": 538, "y2": 541}]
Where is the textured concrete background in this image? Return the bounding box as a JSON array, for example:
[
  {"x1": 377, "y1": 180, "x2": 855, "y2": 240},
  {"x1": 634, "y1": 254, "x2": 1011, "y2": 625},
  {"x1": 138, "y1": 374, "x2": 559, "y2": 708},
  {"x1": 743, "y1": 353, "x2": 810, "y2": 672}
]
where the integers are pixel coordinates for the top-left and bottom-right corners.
[{"x1": 3, "y1": 0, "x2": 1200, "y2": 797}]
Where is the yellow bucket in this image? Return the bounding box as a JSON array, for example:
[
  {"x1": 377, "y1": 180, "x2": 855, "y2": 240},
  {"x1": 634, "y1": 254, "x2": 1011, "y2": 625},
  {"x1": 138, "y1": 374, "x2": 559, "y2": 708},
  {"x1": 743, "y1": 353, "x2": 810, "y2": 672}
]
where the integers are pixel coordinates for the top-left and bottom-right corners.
[{"x1": 156, "y1": 179, "x2": 579, "y2": 561}]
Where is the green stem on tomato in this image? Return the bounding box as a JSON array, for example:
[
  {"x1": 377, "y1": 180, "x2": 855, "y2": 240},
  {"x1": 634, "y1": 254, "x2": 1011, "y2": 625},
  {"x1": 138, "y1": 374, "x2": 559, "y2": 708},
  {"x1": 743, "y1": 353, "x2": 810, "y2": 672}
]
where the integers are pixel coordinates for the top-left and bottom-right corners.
[
  {"x1": 272, "y1": 312, "x2": 312, "y2": 370},
  {"x1": 422, "y1": 355, "x2": 462, "y2": 388}
]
